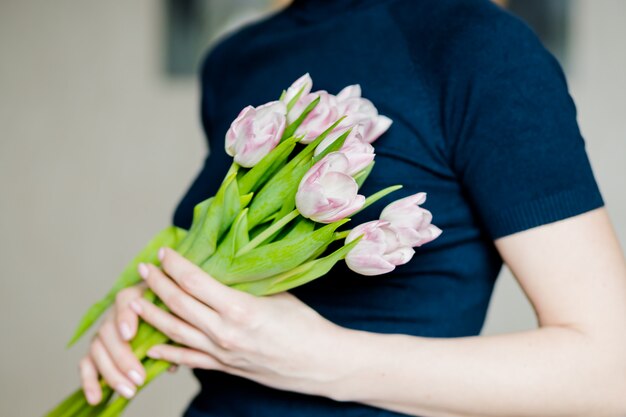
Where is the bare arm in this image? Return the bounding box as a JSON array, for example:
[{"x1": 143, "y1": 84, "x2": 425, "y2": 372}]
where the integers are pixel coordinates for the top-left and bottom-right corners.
[
  {"x1": 324, "y1": 208, "x2": 626, "y2": 417},
  {"x1": 87, "y1": 208, "x2": 626, "y2": 415}
]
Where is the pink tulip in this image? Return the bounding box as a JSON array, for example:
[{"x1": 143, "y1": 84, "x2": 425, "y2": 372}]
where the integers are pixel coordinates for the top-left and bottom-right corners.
[
  {"x1": 225, "y1": 101, "x2": 287, "y2": 168},
  {"x1": 295, "y1": 152, "x2": 365, "y2": 223},
  {"x1": 380, "y1": 193, "x2": 442, "y2": 247},
  {"x1": 314, "y1": 127, "x2": 375, "y2": 176},
  {"x1": 336, "y1": 84, "x2": 392, "y2": 143},
  {"x1": 289, "y1": 90, "x2": 340, "y2": 144},
  {"x1": 344, "y1": 220, "x2": 415, "y2": 275},
  {"x1": 282, "y1": 73, "x2": 313, "y2": 106}
]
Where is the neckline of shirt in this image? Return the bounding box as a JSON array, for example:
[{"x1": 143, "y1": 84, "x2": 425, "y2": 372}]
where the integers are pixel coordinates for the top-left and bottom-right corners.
[{"x1": 286, "y1": 0, "x2": 393, "y2": 22}]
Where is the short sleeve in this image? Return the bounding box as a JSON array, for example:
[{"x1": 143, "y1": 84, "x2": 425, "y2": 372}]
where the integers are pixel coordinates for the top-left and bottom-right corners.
[{"x1": 445, "y1": 13, "x2": 604, "y2": 239}]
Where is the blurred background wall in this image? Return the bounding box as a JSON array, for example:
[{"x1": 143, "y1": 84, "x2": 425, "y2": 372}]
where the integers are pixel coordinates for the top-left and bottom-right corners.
[{"x1": 0, "y1": 1, "x2": 624, "y2": 416}]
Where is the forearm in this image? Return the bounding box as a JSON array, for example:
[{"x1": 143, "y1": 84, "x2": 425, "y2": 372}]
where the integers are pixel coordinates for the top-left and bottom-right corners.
[{"x1": 320, "y1": 325, "x2": 626, "y2": 417}]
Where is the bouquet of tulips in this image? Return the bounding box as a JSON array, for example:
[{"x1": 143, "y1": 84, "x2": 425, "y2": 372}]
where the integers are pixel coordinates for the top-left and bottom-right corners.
[{"x1": 46, "y1": 74, "x2": 441, "y2": 416}]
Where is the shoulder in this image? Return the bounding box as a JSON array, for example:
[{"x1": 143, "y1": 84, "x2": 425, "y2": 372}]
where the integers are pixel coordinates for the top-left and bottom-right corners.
[
  {"x1": 199, "y1": 7, "x2": 289, "y2": 83},
  {"x1": 387, "y1": 0, "x2": 560, "y2": 81}
]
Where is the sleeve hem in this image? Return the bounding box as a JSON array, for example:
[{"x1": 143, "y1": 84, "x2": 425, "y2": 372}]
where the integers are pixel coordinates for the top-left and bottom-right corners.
[{"x1": 487, "y1": 186, "x2": 605, "y2": 240}]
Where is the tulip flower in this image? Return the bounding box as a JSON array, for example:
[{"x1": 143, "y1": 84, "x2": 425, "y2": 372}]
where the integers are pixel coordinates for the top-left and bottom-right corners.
[
  {"x1": 336, "y1": 84, "x2": 393, "y2": 143},
  {"x1": 380, "y1": 192, "x2": 442, "y2": 247},
  {"x1": 225, "y1": 101, "x2": 287, "y2": 168},
  {"x1": 282, "y1": 73, "x2": 313, "y2": 107},
  {"x1": 344, "y1": 220, "x2": 415, "y2": 275},
  {"x1": 289, "y1": 90, "x2": 340, "y2": 144},
  {"x1": 314, "y1": 127, "x2": 375, "y2": 176},
  {"x1": 296, "y1": 152, "x2": 365, "y2": 223}
]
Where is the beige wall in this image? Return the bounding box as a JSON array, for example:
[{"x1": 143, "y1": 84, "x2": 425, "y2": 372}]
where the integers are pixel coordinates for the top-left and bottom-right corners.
[{"x1": 0, "y1": 1, "x2": 624, "y2": 416}]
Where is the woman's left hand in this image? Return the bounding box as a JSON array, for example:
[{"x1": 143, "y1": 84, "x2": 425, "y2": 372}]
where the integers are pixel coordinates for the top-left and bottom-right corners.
[{"x1": 132, "y1": 248, "x2": 347, "y2": 397}]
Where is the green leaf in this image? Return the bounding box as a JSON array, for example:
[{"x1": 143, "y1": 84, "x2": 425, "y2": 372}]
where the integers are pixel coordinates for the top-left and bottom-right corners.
[
  {"x1": 311, "y1": 127, "x2": 352, "y2": 163},
  {"x1": 247, "y1": 161, "x2": 312, "y2": 228},
  {"x1": 201, "y1": 209, "x2": 249, "y2": 275},
  {"x1": 183, "y1": 169, "x2": 238, "y2": 264},
  {"x1": 67, "y1": 226, "x2": 186, "y2": 347},
  {"x1": 231, "y1": 236, "x2": 361, "y2": 296},
  {"x1": 354, "y1": 161, "x2": 375, "y2": 188},
  {"x1": 238, "y1": 136, "x2": 298, "y2": 195},
  {"x1": 236, "y1": 209, "x2": 299, "y2": 256},
  {"x1": 217, "y1": 219, "x2": 349, "y2": 284},
  {"x1": 266, "y1": 236, "x2": 361, "y2": 294},
  {"x1": 218, "y1": 173, "x2": 241, "y2": 238},
  {"x1": 282, "y1": 96, "x2": 320, "y2": 139},
  {"x1": 282, "y1": 217, "x2": 316, "y2": 240},
  {"x1": 286, "y1": 84, "x2": 307, "y2": 113},
  {"x1": 239, "y1": 192, "x2": 254, "y2": 208},
  {"x1": 287, "y1": 116, "x2": 346, "y2": 168},
  {"x1": 175, "y1": 197, "x2": 213, "y2": 255}
]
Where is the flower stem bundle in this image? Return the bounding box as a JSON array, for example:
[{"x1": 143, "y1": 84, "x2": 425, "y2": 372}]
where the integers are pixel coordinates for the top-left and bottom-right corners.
[{"x1": 46, "y1": 73, "x2": 441, "y2": 416}]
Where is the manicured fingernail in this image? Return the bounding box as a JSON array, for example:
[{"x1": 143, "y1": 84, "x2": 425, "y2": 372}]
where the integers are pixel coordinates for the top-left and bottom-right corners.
[
  {"x1": 158, "y1": 247, "x2": 165, "y2": 261},
  {"x1": 146, "y1": 348, "x2": 160, "y2": 359},
  {"x1": 129, "y1": 300, "x2": 142, "y2": 314},
  {"x1": 85, "y1": 389, "x2": 98, "y2": 404},
  {"x1": 138, "y1": 263, "x2": 149, "y2": 279},
  {"x1": 116, "y1": 384, "x2": 136, "y2": 399},
  {"x1": 128, "y1": 370, "x2": 144, "y2": 386},
  {"x1": 119, "y1": 322, "x2": 132, "y2": 341}
]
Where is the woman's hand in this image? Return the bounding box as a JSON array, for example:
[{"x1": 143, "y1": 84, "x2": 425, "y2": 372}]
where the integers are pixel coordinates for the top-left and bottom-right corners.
[
  {"x1": 132, "y1": 247, "x2": 346, "y2": 397},
  {"x1": 79, "y1": 284, "x2": 146, "y2": 404}
]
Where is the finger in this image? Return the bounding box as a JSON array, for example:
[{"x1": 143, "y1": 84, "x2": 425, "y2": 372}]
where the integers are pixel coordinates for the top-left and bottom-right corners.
[
  {"x1": 137, "y1": 263, "x2": 222, "y2": 336},
  {"x1": 90, "y1": 338, "x2": 136, "y2": 399},
  {"x1": 115, "y1": 284, "x2": 145, "y2": 341},
  {"x1": 98, "y1": 320, "x2": 145, "y2": 386},
  {"x1": 156, "y1": 247, "x2": 251, "y2": 312},
  {"x1": 146, "y1": 344, "x2": 225, "y2": 370},
  {"x1": 79, "y1": 356, "x2": 102, "y2": 405},
  {"x1": 130, "y1": 298, "x2": 217, "y2": 354}
]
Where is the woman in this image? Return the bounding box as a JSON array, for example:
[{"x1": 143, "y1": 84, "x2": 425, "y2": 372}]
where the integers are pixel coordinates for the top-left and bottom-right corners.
[{"x1": 78, "y1": 0, "x2": 626, "y2": 416}]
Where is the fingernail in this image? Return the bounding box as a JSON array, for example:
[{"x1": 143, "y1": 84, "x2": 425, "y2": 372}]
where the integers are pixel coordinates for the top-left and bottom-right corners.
[
  {"x1": 128, "y1": 370, "x2": 144, "y2": 386},
  {"x1": 116, "y1": 384, "x2": 136, "y2": 399},
  {"x1": 138, "y1": 263, "x2": 149, "y2": 279},
  {"x1": 158, "y1": 247, "x2": 165, "y2": 261},
  {"x1": 146, "y1": 348, "x2": 160, "y2": 359},
  {"x1": 129, "y1": 300, "x2": 142, "y2": 314},
  {"x1": 119, "y1": 323, "x2": 132, "y2": 341},
  {"x1": 85, "y1": 389, "x2": 98, "y2": 405}
]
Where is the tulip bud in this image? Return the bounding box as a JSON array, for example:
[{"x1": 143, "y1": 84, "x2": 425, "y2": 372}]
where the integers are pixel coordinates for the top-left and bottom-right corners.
[
  {"x1": 336, "y1": 84, "x2": 393, "y2": 143},
  {"x1": 225, "y1": 101, "x2": 287, "y2": 168},
  {"x1": 344, "y1": 220, "x2": 415, "y2": 275},
  {"x1": 380, "y1": 193, "x2": 442, "y2": 247},
  {"x1": 295, "y1": 152, "x2": 365, "y2": 223},
  {"x1": 314, "y1": 128, "x2": 374, "y2": 176},
  {"x1": 289, "y1": 91, "x2": 340, "y2": 144},
  {"x1": 282, "y1": 73, "x2": 313, "y2": 107}
]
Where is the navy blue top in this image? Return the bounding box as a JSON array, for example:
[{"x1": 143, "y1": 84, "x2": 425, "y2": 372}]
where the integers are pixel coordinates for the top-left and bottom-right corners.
[{"x1": 173, "y1": 0, "x2": 604, "y2": 415}]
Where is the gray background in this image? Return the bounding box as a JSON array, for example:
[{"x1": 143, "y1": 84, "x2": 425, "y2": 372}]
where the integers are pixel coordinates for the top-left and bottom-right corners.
[{"x1": 1, "y1": 1, "x2": 625, "y2": 416}]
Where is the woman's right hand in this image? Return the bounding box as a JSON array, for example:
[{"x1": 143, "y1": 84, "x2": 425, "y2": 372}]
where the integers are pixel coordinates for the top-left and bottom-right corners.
[{"x1": 79, "y1": 284, "x2": 146, "y2": 405}]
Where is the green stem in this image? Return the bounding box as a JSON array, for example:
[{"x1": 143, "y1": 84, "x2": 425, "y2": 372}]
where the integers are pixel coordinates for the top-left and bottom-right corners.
[
  {"x1": 236, "y1": 209, "x2": 299, "y2": 256},
  {"x1": 98, "y1": 359, "x2": 171, "y2": 417},
  {"x1": 359, "y1": 185, "x2": 403, "y2": 213},
  {"x1": 333, "y1": 230, "x2": 351, "y2": 241}
]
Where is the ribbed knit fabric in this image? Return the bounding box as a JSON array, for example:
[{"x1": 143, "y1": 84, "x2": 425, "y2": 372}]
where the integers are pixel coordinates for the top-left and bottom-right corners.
[{"x1": 172, "y1": 0, "x2": 604, "y2": 415}]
